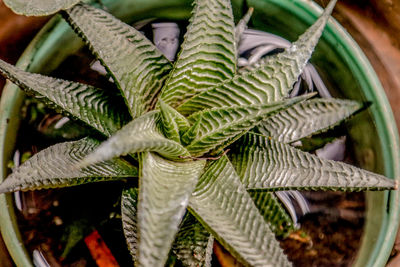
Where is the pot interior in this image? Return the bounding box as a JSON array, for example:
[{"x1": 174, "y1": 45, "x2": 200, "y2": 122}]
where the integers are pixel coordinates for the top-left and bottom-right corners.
[{"x1": 0, "y1": 0, "x2": 398, "y2": 266}]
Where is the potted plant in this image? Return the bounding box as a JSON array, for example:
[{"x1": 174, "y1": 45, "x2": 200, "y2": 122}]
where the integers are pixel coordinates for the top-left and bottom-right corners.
[{"x1": 0, "y1": 0, "x2": 398, "y2": 266}]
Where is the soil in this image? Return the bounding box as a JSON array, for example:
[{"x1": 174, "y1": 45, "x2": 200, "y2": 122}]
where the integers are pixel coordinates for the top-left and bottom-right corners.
[{"x1": 281, "y1": 192, "x2": 364, "y2": 267}]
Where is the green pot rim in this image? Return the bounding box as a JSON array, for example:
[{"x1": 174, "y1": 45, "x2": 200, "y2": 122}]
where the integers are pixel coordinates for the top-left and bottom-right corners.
[{"x1": 0, "y1": 0, "x2": 398, "y2": 266}]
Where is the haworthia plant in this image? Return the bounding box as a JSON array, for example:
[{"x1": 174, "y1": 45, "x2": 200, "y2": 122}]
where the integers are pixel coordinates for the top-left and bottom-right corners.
[{"x1": 0, "y1": 0, "x2": 396, "y2": 266}]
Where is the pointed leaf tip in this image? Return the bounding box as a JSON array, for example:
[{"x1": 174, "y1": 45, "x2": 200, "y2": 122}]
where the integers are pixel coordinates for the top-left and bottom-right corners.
[
  {"x1": 289, "y1": 0, "x2": 336, "y2": 54},
  {"x1": 161, "y1": 0, "x2": 237, "y2": 106},
  {"x1": 233, "y1": 134, "x2": 396, "y2": 191},
  {"x1": 235, "y1": 7, "x2": 254, "y2": 46}
]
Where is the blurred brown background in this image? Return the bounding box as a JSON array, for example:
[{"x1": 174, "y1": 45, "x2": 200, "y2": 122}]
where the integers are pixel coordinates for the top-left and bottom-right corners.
[{"x1": 0, "y1": 0, "x2": 399, "y2": 266}]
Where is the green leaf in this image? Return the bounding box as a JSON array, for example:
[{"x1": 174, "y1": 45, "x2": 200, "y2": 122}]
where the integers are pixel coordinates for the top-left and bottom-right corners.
[
  {"x1": 248, "y1": 191, "x2": 295, "y2": 237},
  {"x1": 65, "y1": 4, "x2": 172, "y2": 118},
  {"x1": 231, "y1": 133, "x2": 396, "y2": 191},
  {"x1": 0, "y1": 138, "x2": 137, "y2": 194},
  {"x1": 161, "y1": 0, "x2": 236, "y2": 107},
  {"x1": 189, "y1": 156, "x2": 291, "y2": 267},
  {"x1": 159, "y1": 100, "x2": 190, "y2": 143},
  {"x1": 0, "y1": 59, "x2": 130, "y2": 137},
  {"x1": 257, "y1": 98, "x2": 363, "y2": 143},
  {"x1": 185, "y1": 95, "x2": 310, "y2": 157},
  {"x1": 177, "y1": 0, "x2": 336, "y2": 116},
  {"x1": 61, "y1": 219, "x2": 92, "y2": 259},
  {"x1": 181, "y1": 117, "x2": 202, "y2": 146},
  {"x1": 121, "y1": 187, "x2": 139, "y2": 261},
  {"x1": 4, "y1": 0, "x2": 80, "y2": 16},
  {"x1": 172, "y1": 213, "x2": 213, "y2": 267},
  {"x1": 235, "y1": 7, "x2": 254, "y2": 49},
  {"x1": 299, "y1": 134, "x2": 338, "y2": 152},
  {"x1": 81, "y1": 111, "x2": 190, "y2": 167},
  {"x1": 137, "y1": 152, "x2": 206, "y2": 267}
]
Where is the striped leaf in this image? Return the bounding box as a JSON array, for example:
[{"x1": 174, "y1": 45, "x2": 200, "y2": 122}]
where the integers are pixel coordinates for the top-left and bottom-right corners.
[
  {"x1": 230, "y1": 133, "x2": 396, "y2": 191},
  {"x1": 159, "y1": 100, "x2": 190, "y2": 143},
  {"x1": 138, "y1": 152, "x2": 205, "y2": 267},
  {"x1": 160, "y1": 0, "x2": 236, "y2": 107},
  {"x1": 0, "y1": 138, "x2": 137, "y2": 193},
  {"x1": 0, "y1": 59, "x2": 129, "y2": 137},
  {"x1": 122, "y1": 187, "x2": 139, "y2": 261},
  {"x1": 248, "y1": 191, "x2": 295, "y2": 237},
  {"x1": 81, "y1": 111, "x2": 190, "y2": 167},
  {"x1": 185, "y1": 95, "x2": 310, "y2": 157},
  {"x1": 172, "y1": 213, "x2": 213, "y2": 267},
  {"x1": 189, "y1": 156, "x2": 291, "y2": 267},
  {"x1": 4, "y1": 0, "x2": 79, "y2": 16},
  {"x1": 181, "y1": 117, "x2": 202, "y2": 146},
  {"x1": 257, "y1": 98, "x2": 363, "y2": 143},
  {"x1": 65, "y1": 4, "x2": 172, "y2": 118},
  {"x1": 177, "y1": 0, "x2": 337, "y2": 116}
]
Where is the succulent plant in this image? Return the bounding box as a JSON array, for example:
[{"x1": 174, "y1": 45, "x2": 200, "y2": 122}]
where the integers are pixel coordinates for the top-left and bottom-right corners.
[{"x1": 0, "y1": 0, "x2": 396, "y2": 266}]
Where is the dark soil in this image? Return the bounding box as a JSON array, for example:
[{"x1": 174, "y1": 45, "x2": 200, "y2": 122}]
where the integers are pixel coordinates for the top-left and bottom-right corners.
[{"x1": 281, "y1": 192, "x2": 364, "y2": 267}]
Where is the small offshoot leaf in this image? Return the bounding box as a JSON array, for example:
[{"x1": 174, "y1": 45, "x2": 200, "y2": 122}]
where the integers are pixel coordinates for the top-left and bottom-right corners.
[
  {"x1": 0, "y1": 138, "x2": 137, "y2": 194},
  {"x1": 159, "y1": 100, "x2": 190, "y2": 143},
  {"x1": 177, "y1": 0, "x2": 336, "y2": 116},
  {"x1": 81, "y1": 111, "x2": 190, "y2": 167},
  {"x1": 0, "y1": 59, "x2": 130, "y2": 137},
  {"x1": 137, "y1": 152, "x2": 205, "y2": 267},
  {"x1": 161, "y1": 0, "x2": 236, "y2": 106},
  {"x1": 189, "y1": 156, "x2": 291, "y2": 267},
  {"x1": 248, "y1": 191, "x2": 295, "y2": 237},
  {"x1": 122, "y1": 190, "x2": 213, "y2": 266},
  {"x1": 257, "y1": 98, "x2": 363, "y2": 143},
  {"x1": 230, "y1": 133, "x2": 396, "y2": 191},
  {"x1": 4, "y1": 0, "x2": 80, "y2": 16},
  {"x1": 65, "y1": 3, "x2": 172, "y2": 118},
  {"x1": 172, "y1": 213, "x2": 214, "y2": 267}
]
